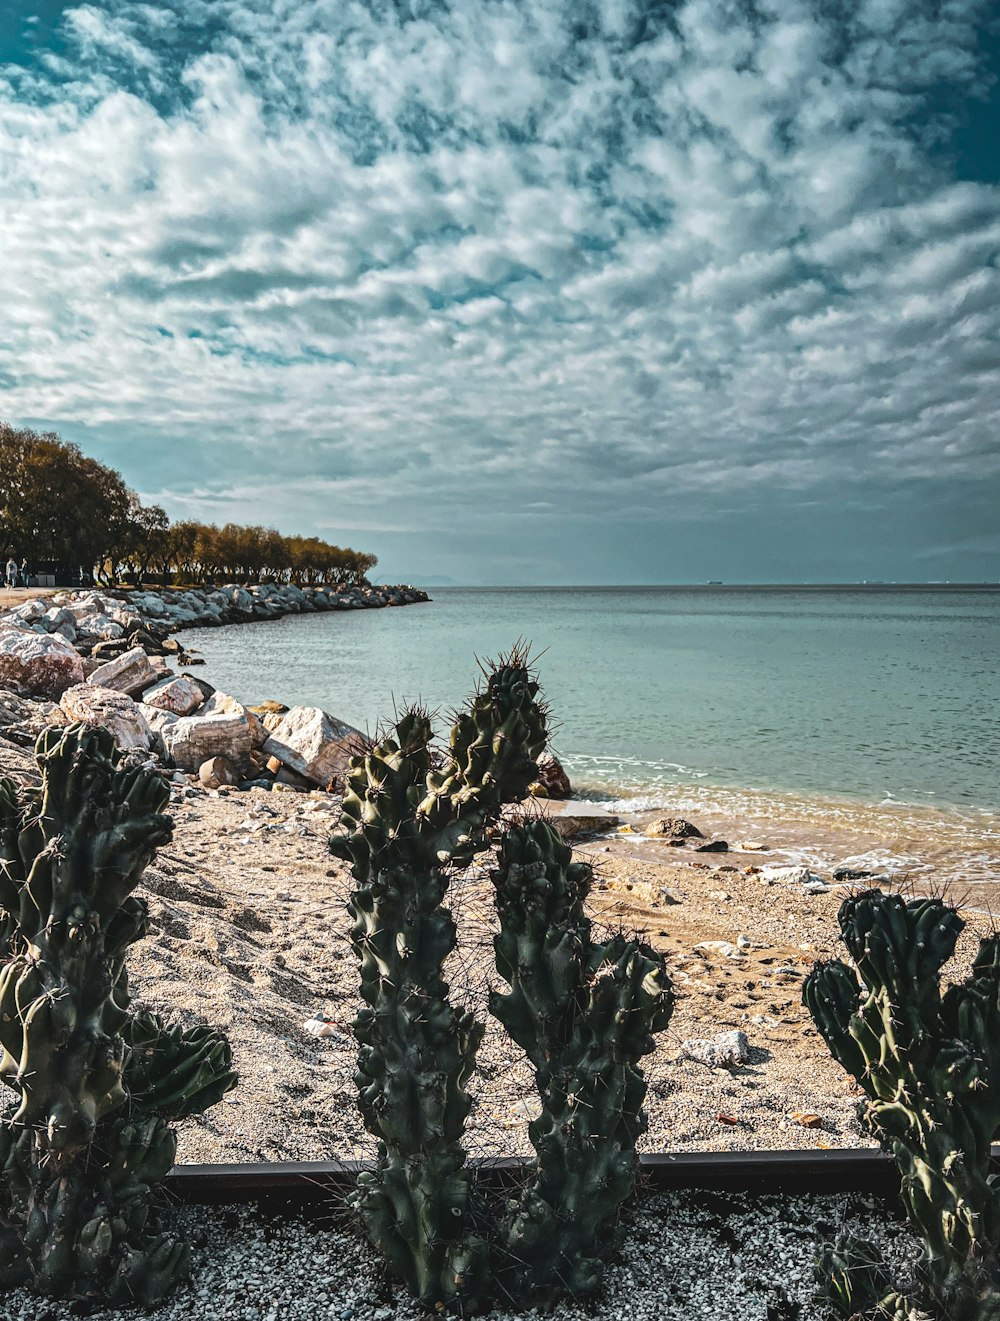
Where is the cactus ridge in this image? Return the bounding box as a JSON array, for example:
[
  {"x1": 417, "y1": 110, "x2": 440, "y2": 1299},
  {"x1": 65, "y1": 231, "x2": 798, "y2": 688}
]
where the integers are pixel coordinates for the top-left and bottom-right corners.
[
  {"x1": 490, "y1": 818, "x2": 674, "y2": 1304},
  {"x1": 0, "y1": 725, "x2": 236, "y2": 1304},
  {"x1": 804, "y1": 888, "x2": 1000, "y2": 1321}
]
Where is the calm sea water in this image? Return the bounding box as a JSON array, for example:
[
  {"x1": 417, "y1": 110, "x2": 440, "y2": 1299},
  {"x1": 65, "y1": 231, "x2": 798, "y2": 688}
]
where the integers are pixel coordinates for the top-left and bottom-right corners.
[{"x1": 182, "y1": 586, "x2": 999, "y2": 810}]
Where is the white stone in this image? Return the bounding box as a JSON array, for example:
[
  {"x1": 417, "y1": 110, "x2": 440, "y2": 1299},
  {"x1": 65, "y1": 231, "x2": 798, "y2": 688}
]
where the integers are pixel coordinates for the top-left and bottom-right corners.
[
  {"x1": 261, "y1": 705, "x2": 363, "y2": 788},
  {"x1": 163, "y1": 711, "x2": 254, "y2": 772},
  {"x1": 681, "y1": 1030, "x2": 751, "y2": 1069},
  {"x1": 60, "y1": 685, "x2": 153, "y2": 751},
  {"x1": 87, "y1": 646, "x2": 159, "y2": 696},
  {"x1": 0, "y1": 626, "x2": 84, "y2": 699},
  {"x1": 758, "y1": 865, "x2": 825, "y2": 886},
  {"x1": 201, "y1": 690, "x2": 267, "y2": 747},
  {"x1": 141, "y1": 675, "x2": 205, "y2": 716}
]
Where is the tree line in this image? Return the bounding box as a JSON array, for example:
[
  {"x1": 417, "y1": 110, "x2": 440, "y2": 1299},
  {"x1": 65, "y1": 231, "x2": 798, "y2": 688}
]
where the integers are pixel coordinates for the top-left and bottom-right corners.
[{"x1": 0, "y1": 422, "x2": 377, "y2": 587}]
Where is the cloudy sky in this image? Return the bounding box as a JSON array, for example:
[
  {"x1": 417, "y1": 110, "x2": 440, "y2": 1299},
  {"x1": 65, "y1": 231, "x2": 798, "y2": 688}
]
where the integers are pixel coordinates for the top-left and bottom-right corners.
[{"x1": 1, "y1": 1, "x2": 998, "y2": 584}]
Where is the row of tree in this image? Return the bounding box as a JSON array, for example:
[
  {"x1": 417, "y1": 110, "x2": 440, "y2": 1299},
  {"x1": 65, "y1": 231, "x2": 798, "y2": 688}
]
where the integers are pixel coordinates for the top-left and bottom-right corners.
[{"x1": 0, "y1": 423, "x2": 377, "y2": 587}]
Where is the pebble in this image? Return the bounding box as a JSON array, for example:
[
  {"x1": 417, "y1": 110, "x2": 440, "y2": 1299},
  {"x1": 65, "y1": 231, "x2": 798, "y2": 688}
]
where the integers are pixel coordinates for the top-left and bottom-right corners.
[
  {"x1": 0, "y1": 1193, "x2": 918, "y2": 1321},
  {"x1": 681, "y1": 1029, "x2": 751, "y2": 1069}
]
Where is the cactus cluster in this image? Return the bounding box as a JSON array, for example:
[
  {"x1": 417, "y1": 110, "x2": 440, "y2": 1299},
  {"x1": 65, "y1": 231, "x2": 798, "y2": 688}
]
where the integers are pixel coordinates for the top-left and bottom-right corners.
[
  {"x1": 331, "y1": 650, "x2": 672, "y2": 1312},
  {"x1": 804, "y1": 889, "x2": 1000, "y2": 1321},
  {"x1": 491, "y1": 818, "x2": 674, "y2": 1303},
  {"x1": 0, "y1": 724, "x2": 236, "y2": 1305}
]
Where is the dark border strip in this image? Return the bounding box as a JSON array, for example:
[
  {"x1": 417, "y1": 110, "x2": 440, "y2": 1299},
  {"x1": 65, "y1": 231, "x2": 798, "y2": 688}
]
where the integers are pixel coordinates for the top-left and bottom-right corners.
[{"x1": 164, "y1": 1147, "x2": 979, "y2": 1206}]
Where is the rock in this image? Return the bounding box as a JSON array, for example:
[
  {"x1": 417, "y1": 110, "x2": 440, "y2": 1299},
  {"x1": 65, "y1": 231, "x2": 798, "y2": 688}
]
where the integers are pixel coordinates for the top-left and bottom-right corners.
[
  {"x1": 248, "y1": 700, "x2": 288, "y2": 717},
  {"x1": 546, "y1": 810, "x2": 621, "y2": 839},
  {"x1": 531, "y1": 751, "x2": 572, "y2": 799},
  {"x1": 759, "y1": 865, "x2": 826, "y2": 886},
  {"x1": 163, "y1": 712, "x2": 254, "y2": 773},
  {"x1": 736, "y1": 841, "x2": 769, "y2": 852},
  {"x1": 141, "y1": 675, "x2": 205, "y2": 716},
  {"x1": 273, "y1": 765, "x2": 315, "y2": 791},
  {"x1": 181, "y1": 672, "x2": 216, "y2": 702},
  {"x1": 59, "y1": 685, "x2": 154, "y2": 752},
  {"x1": 660, "y1": 887, "x2": 683, "y2": 905},
  {"x1": 682, "y1": 1030, "x2": 751, "y2": 1069},
  {"x1": 87, "y1": 646, "x2": 159, "y2": 697},
  {"x1": 201, "y1": 691, "x2": 267, "y2": 747},
  {"x1": 695, "y1": 839, "x2": 729, "y2": 853},
  {"x1": 199, "y1": 756, "x2": 239, "y2": 789},
  {"x1": 0, "y1": 627, "x2": 85, "y2": 699},
  {"x1": 832, "y1": 866, "x2": 889, "y2": 882},
  {"x1": 75, "y1": 612, "x2": 125, "y2": 641},
  {"x1": 803, "y1": 880, "x2": 833, "y2": 894},
  {"x1": 695, "y1": 940, "x2": 742, "y2": 958},
  {"x1": 261, "y1": 706, "x2": 364, "y2": 789},
  {"x1": 787, "y1": 1111, "x2": 823, "y2": 1129},
  {"x1": 647, "y1": 817, "x2": 704, "y2": 840}
]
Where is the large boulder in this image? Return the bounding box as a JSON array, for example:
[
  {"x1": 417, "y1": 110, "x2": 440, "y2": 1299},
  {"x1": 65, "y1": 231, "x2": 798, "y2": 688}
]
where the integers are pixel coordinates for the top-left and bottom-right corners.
[
  {"x1": 200, "y1": 690, "x2": 267, "y2": 747},
  {"x1": 87, "y1": 646, "x2": 160, "y2": 697},
  {"x1": 261, "y1": 705, "x2": 363, "y2": 789},
  {"x1": 162, "y1": 712, "x2": 254, "y2": 772},
  {"x1": 60, "y1": 685, "x2": 154, "y2": 752},
  {"x1": 0, "y1": 626, "x2": 85, "y2": 699},
  {"x1": 141, "y1": 674, "x2": 205, "y2": 716}
]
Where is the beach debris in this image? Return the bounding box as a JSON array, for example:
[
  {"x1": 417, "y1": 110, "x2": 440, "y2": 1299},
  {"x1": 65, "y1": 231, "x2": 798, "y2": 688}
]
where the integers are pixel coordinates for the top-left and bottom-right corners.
[
  {"x1": 682, "y1": 1029, "x2": 751, "y2": 1068},
  {"x1": 646, "y1": 816, "x2": 704, "y2": 841},
  {"x1": 262, "y1": 705, "x2": 364, "y2": 789},
  {"x1": 716, "y1": 1113, "x2": 741, "y2": 1125},
  {"x1": 695, "y1": 839, "x2": 729, "y2": 852},
  {"x1": 787, "y1": 1111, "x2": 823, "y2": 1129},
  {"x1": 303, "y1": 1016, "x2": 347, "y2": 1041}
]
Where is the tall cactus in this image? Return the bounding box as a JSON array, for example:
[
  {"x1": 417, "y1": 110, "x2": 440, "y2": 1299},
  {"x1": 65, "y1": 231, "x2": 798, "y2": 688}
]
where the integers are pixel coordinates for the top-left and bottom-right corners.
[
  {"x1": 329, "y1": 649, "x2": 548, "y2": 1311},
  {"x1": 0, "y1": 724, "x2": 236, "y2": 1305},
  {"x1": 490, "y1": 818, "x2": 674, "y2": 1303},
  {"x1": 804, "y1": 889, "x2": 1000, "y2": 1321}
]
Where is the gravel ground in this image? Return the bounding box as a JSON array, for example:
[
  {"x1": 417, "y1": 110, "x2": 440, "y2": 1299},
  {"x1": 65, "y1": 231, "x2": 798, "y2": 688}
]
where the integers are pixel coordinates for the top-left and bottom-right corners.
[{"x1": 3, "y1": 1189, "x2": 919, "y2": 1321}]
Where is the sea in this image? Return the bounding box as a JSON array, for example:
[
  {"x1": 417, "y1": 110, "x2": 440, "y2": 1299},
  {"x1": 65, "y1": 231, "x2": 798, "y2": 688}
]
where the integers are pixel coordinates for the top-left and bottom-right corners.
[{"x1": 181, "y1": 586, "x2": 1000, "y2": 895}]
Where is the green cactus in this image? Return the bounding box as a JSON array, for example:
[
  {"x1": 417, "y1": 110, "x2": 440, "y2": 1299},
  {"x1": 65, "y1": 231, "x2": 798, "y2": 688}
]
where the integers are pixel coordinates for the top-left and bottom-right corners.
[
  {"x1": 814, "y1": 1232, "x2": 919, "y2": 1320},
  {"x1": 0, "y1": 724, "x2": 236, "y2": 1304},
  {"x1": 490, "y1": 818, "x2": 674, "y2": 1303},
  {"x1": 804, "y1": 889, "x2": 1000, "y2": 1321},
  {"x1": 330, "y1": 649, "x2": 548, "y2": 1311}
]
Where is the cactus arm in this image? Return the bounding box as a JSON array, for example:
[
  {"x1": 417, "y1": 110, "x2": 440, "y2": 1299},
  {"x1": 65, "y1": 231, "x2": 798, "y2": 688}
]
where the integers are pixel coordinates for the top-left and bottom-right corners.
[{"x1": 490, "y1": 819, "x2": 674, "y2": 1304}]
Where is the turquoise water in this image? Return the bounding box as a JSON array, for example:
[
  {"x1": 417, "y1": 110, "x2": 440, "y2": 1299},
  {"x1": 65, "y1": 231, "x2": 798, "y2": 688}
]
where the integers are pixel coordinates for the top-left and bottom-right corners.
[{"x1": 181, "y1": 586, "x2": 1000, "y2": 814}]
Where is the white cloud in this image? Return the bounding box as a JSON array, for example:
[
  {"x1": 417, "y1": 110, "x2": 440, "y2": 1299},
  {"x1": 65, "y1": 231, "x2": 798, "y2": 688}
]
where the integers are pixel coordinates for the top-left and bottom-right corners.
[{"x1": 0, "y1": 0, "x2": 997, "y2": 579}]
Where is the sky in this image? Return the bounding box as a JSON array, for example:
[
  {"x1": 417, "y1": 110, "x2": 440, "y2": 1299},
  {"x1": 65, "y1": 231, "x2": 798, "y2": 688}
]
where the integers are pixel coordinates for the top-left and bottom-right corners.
[{"x1": 0, "y1": 1, "x2": 998, "y2": 585}]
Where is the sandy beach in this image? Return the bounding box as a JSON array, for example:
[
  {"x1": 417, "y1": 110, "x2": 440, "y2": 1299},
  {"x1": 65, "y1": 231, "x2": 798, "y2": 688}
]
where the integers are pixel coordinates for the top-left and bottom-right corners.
[{"x1": 2, "y1": 741, "x2": 983, "y2": 1167}]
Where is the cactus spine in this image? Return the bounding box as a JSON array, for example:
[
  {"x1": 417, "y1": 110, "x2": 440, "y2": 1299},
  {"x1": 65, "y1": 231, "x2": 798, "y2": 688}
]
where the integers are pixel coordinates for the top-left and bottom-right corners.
[
  {"x1": 804, "y1": 889, "x2": 1000, "y2": 1321},
  {"x1": 330, "y1": 649, "x2": 547, "y2": 1310},
  {"x1": 490, "y1": 818, "x2": 673, "y2": 1303},
  {"x1": 0, "y1": 724, "x2": 236, "y2": 1305}
]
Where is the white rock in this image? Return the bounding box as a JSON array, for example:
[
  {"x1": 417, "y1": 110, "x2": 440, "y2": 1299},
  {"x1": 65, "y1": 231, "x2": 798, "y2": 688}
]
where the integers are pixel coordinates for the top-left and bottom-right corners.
[
  {"x1": 87, "y1": 646, "x2": 159, "y2": 696},
  {"x1": 682, "y1": 1029, "x2": 751, "y2": 1069},
  {"x1": 695, "y1": 939, "x2": 742, "y2": 958},
  {"x1": 261, "y1": 705, "x2": 363, "y2": 788},
  {"x1": 759, "y1": 865, "x2": 825, "y2": 886},
  {"x1": 163, "y1": 711, "x2": 253, "y2": 772},
  {"x1": 201, "y1": 690, "x2": 267, "y2": 747},
  {"x1": 60, "y1": 685, "x2": 154, "y2": 751},
  {"x1": 141, "y1": 675, "x2": 205, "y2": 716},
  {"x1": 75, "y1": 612, "x2": 125, "y2": 640},
  {"x1": 0, "y1": 626, "x2": 84, "y2": 699}
]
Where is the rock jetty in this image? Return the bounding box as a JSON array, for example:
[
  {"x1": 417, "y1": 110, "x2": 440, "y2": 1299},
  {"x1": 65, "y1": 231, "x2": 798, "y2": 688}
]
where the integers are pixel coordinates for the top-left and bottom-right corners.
[{"x1": 0, "y1": 580, "x2": 429, "y2": 796}]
